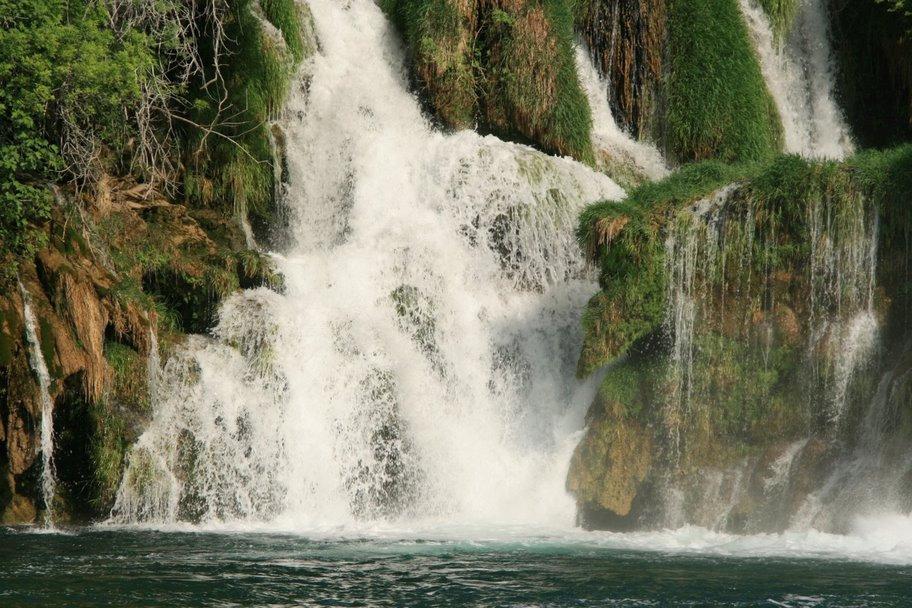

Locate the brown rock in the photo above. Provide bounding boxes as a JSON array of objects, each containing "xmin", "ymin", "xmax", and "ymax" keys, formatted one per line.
[{"xmin": 567, "ymin": 399, "xmax": 653, "ymax": 517}]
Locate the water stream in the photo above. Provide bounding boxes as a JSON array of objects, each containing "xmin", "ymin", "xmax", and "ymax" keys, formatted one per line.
[
  {"xmin": 18, "ymin": 281, "xmax": 57, "ymax": 527},
  {"xmin": 739, "ymin": 0, "xmax": 854, "ymax": 159}
]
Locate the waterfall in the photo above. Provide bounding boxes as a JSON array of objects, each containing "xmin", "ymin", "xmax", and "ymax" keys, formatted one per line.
[
  {"xmin": 574, "ymin": 44, "xmax": 669, "ymax": 181},
  {"xmin": 147, "ymin": 327, "xmax": 161, "ymax": 403},
  {"xmin": 649, "ymin": 178, "xmax": 882, "ymax": 530},
  {"xmin": 739, "ymin": 0, "xmax": 854, "ymax": 159},
  {"xmin": 18, "ymin": 282, "xmax": 57, "ymax": 526},
  {"xmin": 112, "ymin": 0, "xmax": 623, "ymax": 528}
]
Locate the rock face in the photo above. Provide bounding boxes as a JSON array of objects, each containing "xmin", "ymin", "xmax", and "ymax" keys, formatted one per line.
[
  {"xmin": 382, "ymin": 0, "xmax": 595, "ymax": 162},
  {"xmin": 0, "ymin": 181, "xmax": 276, "ymax": 523},
  {"xmin": 569, "ymin": 149, "xmax": 912, "ymax": 532}
]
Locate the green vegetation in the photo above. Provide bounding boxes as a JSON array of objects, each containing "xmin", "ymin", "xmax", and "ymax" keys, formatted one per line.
[
  {"xmin": 382, "ymin": 0, "xmax": 594, "ymax": 162},
  {"xmin": 0, "ymin": 0, "xmax": 312, "ymax": 282},
  {"xmin": 576, "ymin": 161, "xmax": 757, "ymax": 374},
  {"xmin": 666, "ymin": 0, "xmax": 782, "ymax": 163},
  {"xmin": 382, "ymin": 0, "xmax": 477, "ymax": 128},
  {"xmin": 0, "ymin": 0, "xmax": 306, "ymax": 522},
  {"xmin": 184, "ymin": 0, "xmax": 314, "ymax": 230},
  {"xmin": 757, "ymin": 0, "xmax": 799, "ymax": 38},
  {"xmin": 0, "ymin": 0, "xmax": 152, "ymax": 277}
]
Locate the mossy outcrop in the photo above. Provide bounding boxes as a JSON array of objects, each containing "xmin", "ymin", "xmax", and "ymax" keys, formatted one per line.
[
  {"xmin": 382, "ymin": 0, "xmax": 595, "ymax": 162},
  {"xmin": 0, "ymin": 180, "xmax": 277, "ymax": 522},
  {"xmin": 0, "ymin": 0, "xmax": 309, "ymax": 524},
  {"xmin": 569, "ymin": 147, "xmax": 912, "ymax": 531}
]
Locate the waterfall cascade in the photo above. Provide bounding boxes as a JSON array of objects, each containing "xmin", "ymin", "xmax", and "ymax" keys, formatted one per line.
[
  {"xmin": 574, "ymin": 45, "xmax": 669, "ymax": 182},
  {"xmin": 18, "ymin": 282, "xmax": 57, "ymax": 527},
  {"xmin": 112, "ymin": 0, "xmax": 624, "ymax": 528},
  {"xmin": 739, "ymin": 0, "xmax": 854, "ymax": 159}
]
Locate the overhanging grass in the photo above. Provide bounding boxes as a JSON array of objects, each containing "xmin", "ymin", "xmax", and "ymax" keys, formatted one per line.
[
  {"xmin": 383, "ymin": 0, "xmax": 594, "ymax": 163},
  {"xmin": 666, "ymin": 0, "xmax": 782, "ymax": 163}
]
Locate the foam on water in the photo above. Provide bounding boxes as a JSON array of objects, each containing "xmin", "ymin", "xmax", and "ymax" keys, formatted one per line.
[{"xmin": 97, "ymin": 512, "xmax": 912, "ymax": 565}]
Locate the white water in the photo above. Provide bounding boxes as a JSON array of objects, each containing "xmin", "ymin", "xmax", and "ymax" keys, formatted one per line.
[
  {"xmin": 102, "ymin": 511, "xmax": 912, "ymax": 566},
  {"xmin": 18, "ymin": 282, "xmax": 57, "ymax": 527},
  {"xmin": 739, "ymin": 0, "xmax": 854, "ymax": 159},
  {"xmin": 113, "ymin": 0, "xmax": 622, "ymax": 528},
  {"xmin": 574, "ymin": 45, "xmax": 669, "ymax": 181}
]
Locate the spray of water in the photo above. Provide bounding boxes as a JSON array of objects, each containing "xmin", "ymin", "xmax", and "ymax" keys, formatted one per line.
[{"xmin": 112, "ymin": 0, "xmax": 623, "ymax": 529}]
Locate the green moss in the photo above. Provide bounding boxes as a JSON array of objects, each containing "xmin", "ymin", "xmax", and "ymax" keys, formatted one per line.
[
  {"xmin": 92, "ymin": 341, "xmax": 150, "ymax": 508},
  {"xmin": 384, "ymin": 0, "xmax": 594, "ymax": 162},
  {"xmin": 576, "ymin": 161, "xmax": 759, "ymax": 375},
  {"xmin": 666, "ymin": 0, "xmax": 782, "ymax": 163},
  {"xmin": 757, "ymin": 0, "xmax": 799, "ymax": 38},
  {"xmin": 382, "ymin": 0, "xmax": 477, "ymax": 128},
  {"xmin": 37, "ymin": 317, "xmax": 59, "ymax": 378}
]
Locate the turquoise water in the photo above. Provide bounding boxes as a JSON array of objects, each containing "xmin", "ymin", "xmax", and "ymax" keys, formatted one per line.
[{"xmin": 2, "ymin": 527, "xmax": 912, "ymax": 606}]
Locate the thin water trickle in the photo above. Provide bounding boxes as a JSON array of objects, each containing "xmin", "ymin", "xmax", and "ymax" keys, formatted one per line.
[{"xmin": 18, "ymin": 281, "xmax": 57, "ymax": 527}]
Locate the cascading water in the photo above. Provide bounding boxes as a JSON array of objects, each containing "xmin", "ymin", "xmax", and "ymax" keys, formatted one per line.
[
  {"xmin": 18, "ymin": 282, "xmax": 57, "ymax": 527},
  {"xmin": 112, "ymin": 0, "xmax": 624, "ymax": 528},
  {"xmin": 739, "ymin": 0, "xmax": 854, "ymax": 159},
  {"xmin": 574, "ymin": 45, "xmax": 668, "ymax": 182}
]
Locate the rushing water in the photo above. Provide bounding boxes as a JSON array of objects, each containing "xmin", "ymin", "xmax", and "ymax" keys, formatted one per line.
[
  {"xmin": 739, "ymin": 0, "xmax": 854, "ymax": 159},
  {"xmin": 113, "ymin": 0, "xmax": 623, "ymax": 527}
]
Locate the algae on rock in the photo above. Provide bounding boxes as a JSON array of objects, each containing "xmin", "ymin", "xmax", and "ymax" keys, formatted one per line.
[{"xmin": 569, "ymin": 148, "xmax": 912, "ymax": 531}]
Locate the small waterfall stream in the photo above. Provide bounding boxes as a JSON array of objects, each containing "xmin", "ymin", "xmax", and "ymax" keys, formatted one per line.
[
  {"xmin": 574, "ymin": 45, "xmax": 669, "ymax": 181},
  {"xmin": 18, "ymin": 282, "xmax": 57, "ymax": 527},
  {"xmin": 739, "ymin": 0, "xmax": 854, "ymax": 159}
]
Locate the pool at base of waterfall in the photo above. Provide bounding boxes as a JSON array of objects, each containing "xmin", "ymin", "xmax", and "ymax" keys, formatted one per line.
[{"xmin": 3, "ymin": 524, "xmax": 912, "ymax": 607}]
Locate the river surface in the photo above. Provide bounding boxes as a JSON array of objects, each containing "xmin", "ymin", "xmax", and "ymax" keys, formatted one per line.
[{"xmin": 3, "ymin": 524, "xmax": 912, "ymax": 607}]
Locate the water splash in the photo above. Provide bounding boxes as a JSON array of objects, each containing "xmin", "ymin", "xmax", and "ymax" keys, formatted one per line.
[
  {"xmin": 18, "ymin": 282, "xmax": 57, "ymax": 527},
  {"xmin": 113, "ymin": 0, "xmax": 623, "ymax": 528},
  {"xmin": 739, "ymin": 0, "xmax": 854, "ymax": 159}
]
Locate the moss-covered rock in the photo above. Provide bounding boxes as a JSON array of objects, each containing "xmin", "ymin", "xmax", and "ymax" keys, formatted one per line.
[
  {"xmin": 570, "ymin": 147, "xmax": 912, "ymax": 530},
  {"xmin": 665, "ymin": 0, "xmax": 782, "ymax": 163},
  {"xmin": 383, "ymin": 0, "xmax": 595, "ymax": 162}
]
